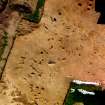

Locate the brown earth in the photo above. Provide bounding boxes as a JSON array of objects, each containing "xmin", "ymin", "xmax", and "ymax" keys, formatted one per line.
[{"xmin": 0, "ymin": 0, "xmax": 105, "ymax": 105}]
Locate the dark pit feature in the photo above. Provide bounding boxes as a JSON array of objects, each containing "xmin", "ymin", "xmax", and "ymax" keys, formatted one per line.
[
  {"xmin": 88, "ymin": 4, "xmax": 92, "ymax": 6},
  {"xmin": 78, "ymin": 3, "xmax": 82, "ymax": 7},
  {"xmin": 58, "ymin": 12, "xmax": 62, "ymax": 15},
  {"xmin": 87, "ymin": 8, "xmax": 90, "ymax": 10}
]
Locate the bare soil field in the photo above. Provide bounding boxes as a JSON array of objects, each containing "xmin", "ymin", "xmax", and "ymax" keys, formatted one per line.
[{"xmin": 0, "ymin": 0, "xmax": 105, "ymax": 105}]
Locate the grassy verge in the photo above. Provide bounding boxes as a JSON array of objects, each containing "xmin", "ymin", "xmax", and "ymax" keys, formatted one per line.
[{"xmin": 0, "ymin": 31, "xmax": 8, "ymax": 61}]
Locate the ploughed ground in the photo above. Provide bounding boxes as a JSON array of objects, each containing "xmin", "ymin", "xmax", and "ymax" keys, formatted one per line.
[{"xmin": 0, "ymin": 0, "xmax": 105, "ymax": 105}]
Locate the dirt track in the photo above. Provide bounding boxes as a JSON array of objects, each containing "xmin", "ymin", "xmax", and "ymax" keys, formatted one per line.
[{"xmin": 0, "ymin": 0, "xmax": 105, "ymax": 105}]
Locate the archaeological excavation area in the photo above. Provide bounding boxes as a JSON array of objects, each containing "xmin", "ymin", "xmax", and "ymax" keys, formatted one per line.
[{"xmin": 0, "ymin": 0, "xmax": 105, "ymax": 105}]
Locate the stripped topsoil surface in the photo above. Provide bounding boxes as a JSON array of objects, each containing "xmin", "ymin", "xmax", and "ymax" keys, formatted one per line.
[{"xmin": 0, "ymin": 0, "xmax": 105, "ymax": 105}]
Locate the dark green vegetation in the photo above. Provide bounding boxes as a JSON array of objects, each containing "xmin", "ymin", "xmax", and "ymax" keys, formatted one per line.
[
  {"xmin": 64, "ymin": 81, "xmax": 105, "ymax": 105},
  {"xmin": 0, "ymin": 31, "xmax": 8, "ymax": 61},
  {"xmin": 24, "ymin": 0, "xmax": 45, "ymax": 23}
]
